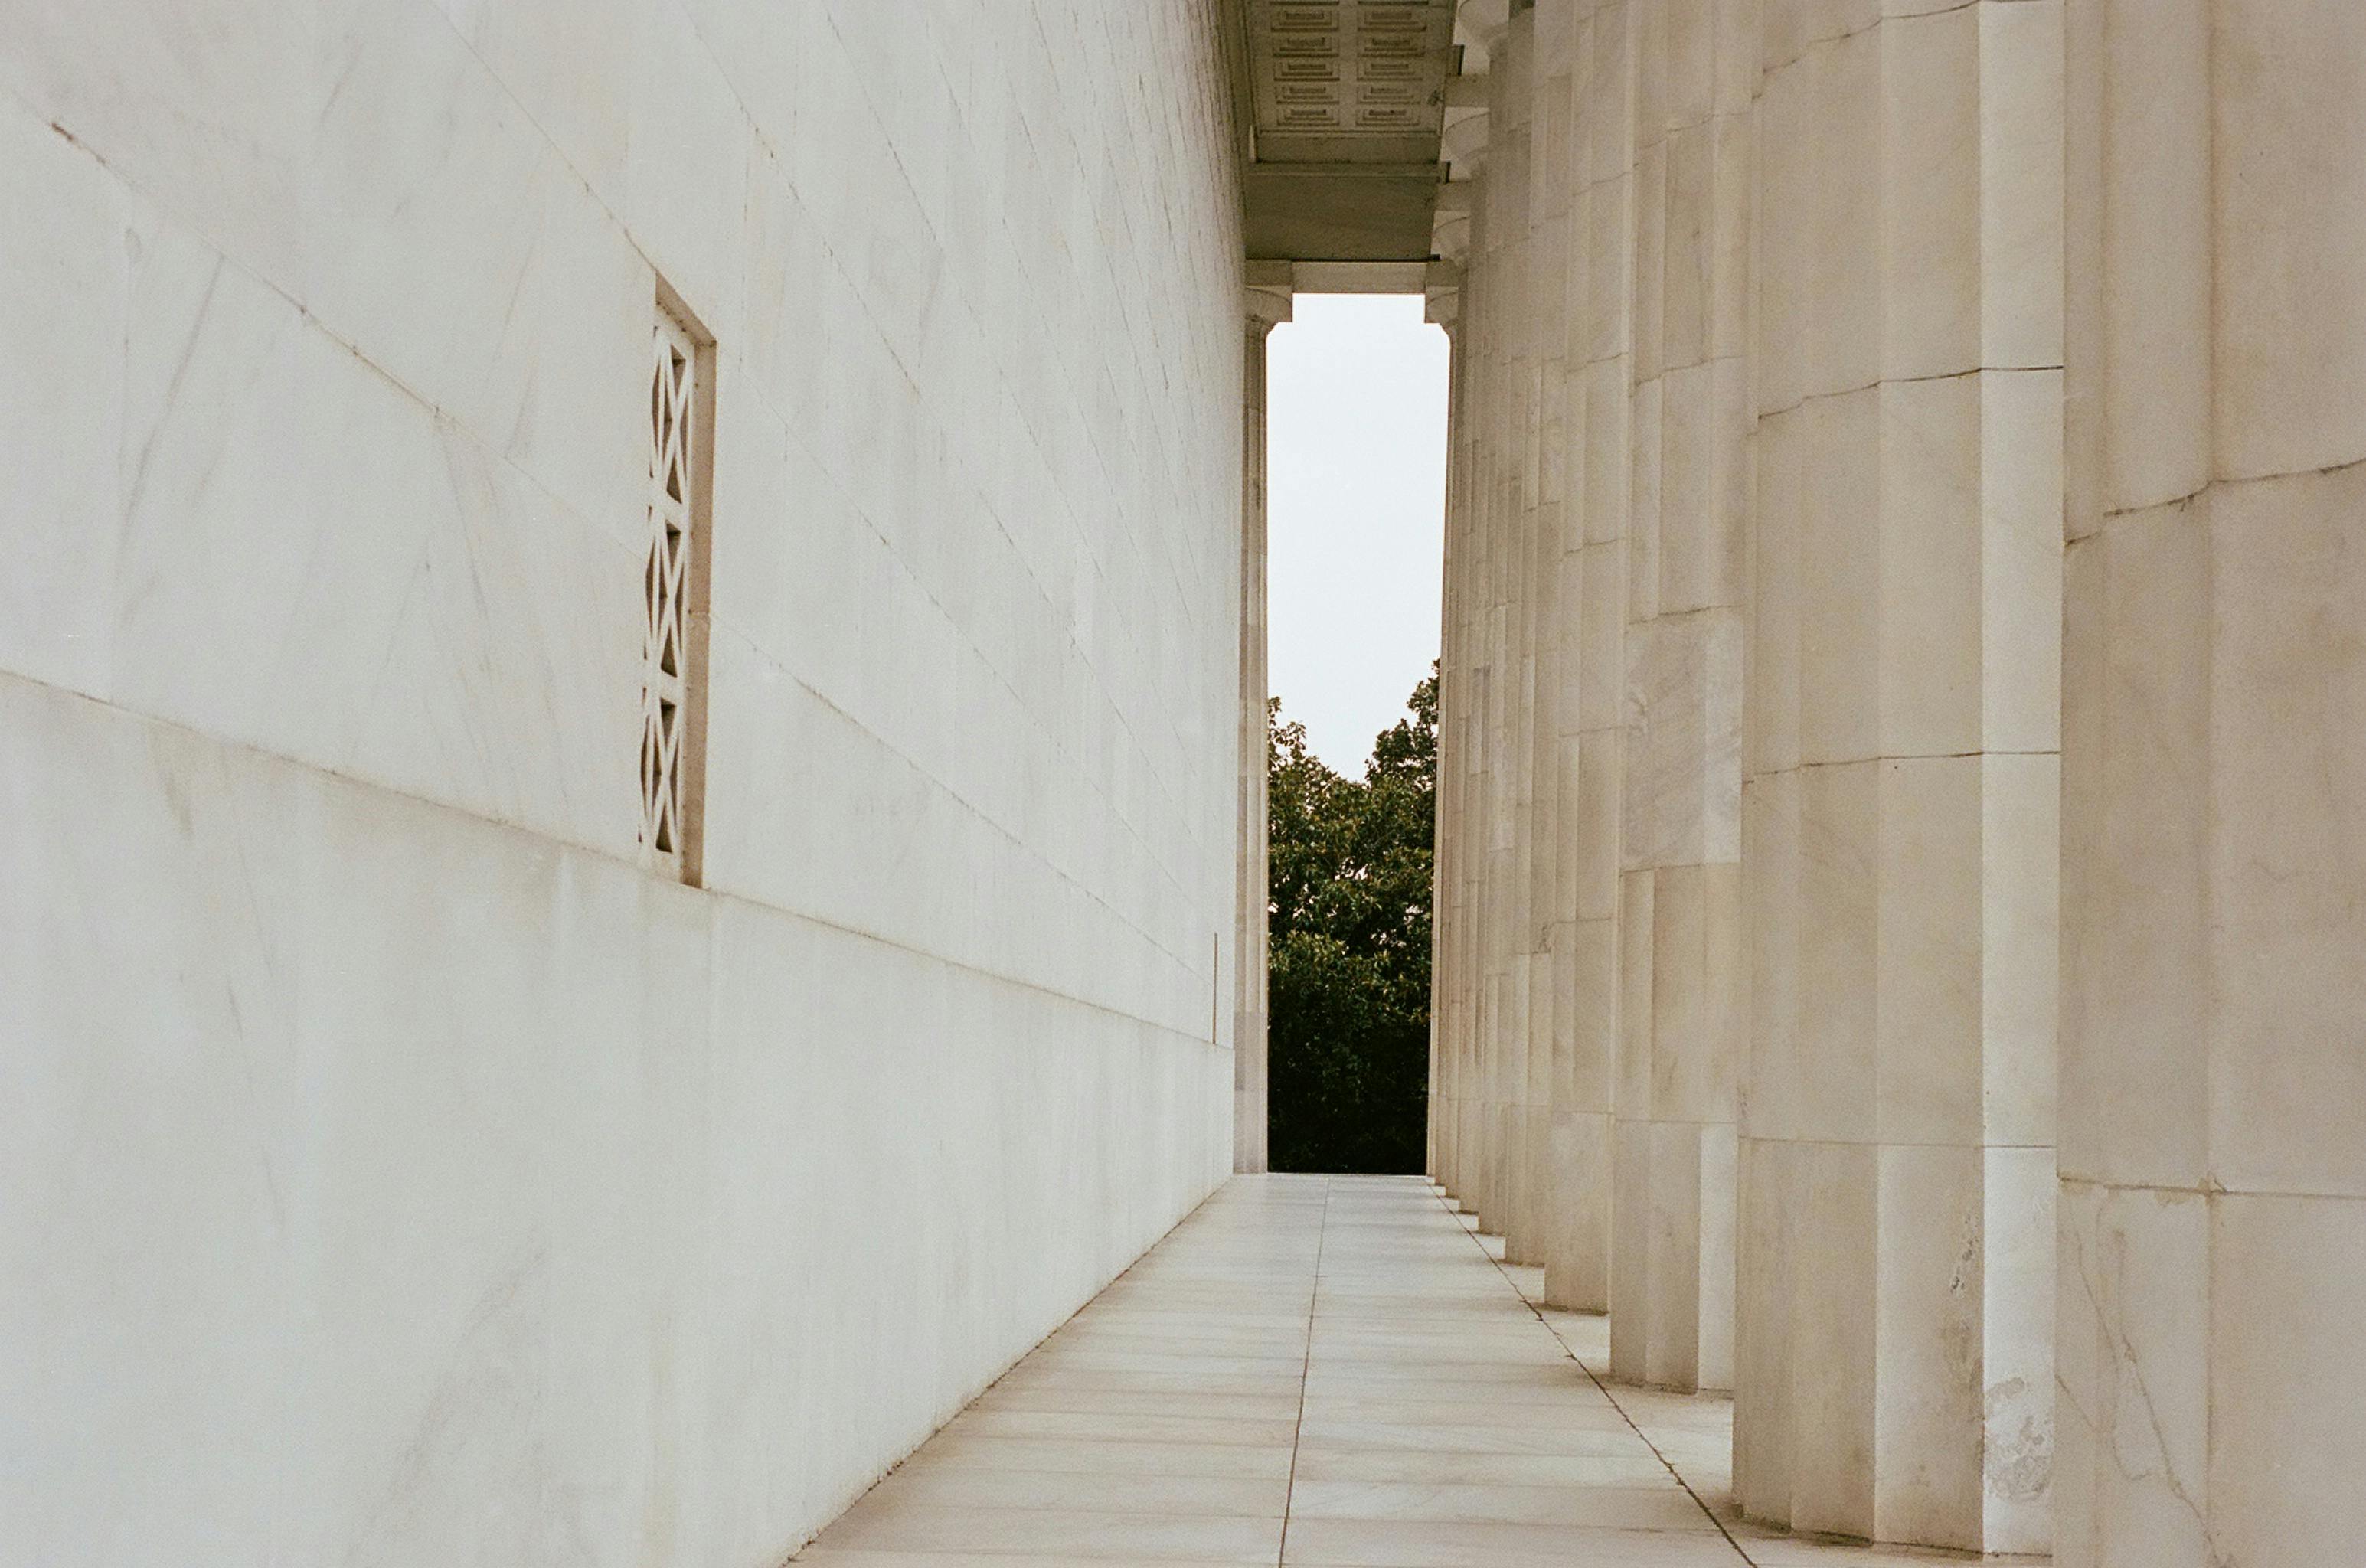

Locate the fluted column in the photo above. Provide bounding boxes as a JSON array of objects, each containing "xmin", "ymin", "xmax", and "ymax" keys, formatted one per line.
[
  {"xmin": 1493, "ymin": 6, "xmax": 1547, "ymax": 1264},
  {"xmin": 1521, "ymin": 0, "xmax": 1590, "ymax": 1305},
  {"xmin": 1541, "ymin": 0, "xmax": 1636, "ymax": 1316},
  {"xmin": 1236, "ymin": 279, "xmax": 1291, "ymax": 1176},
  {"xmin": 2057, "ymin": 5, "xmax": 2366, "ymax": 1564},
  {"xmin": 1463, "ymin": 27, "xmax": 1521, "ymax": 1234},
  {"xmin": 1477, "ymin": 163, "xmax": 1509, "ymax": 1227},
  {"xmin": 1426, "ymin": 282, "xmax": 1463, "ymax": 1187},
  {"xmin": 1737, "ymin": 2, "xmax": 2063, "ymax": 1550},
  {"xmin": 1435, "ymin": 7, "xmax": 1531, "ymax": 1236},
  {"xmin": 1435, "ymin": 162, "xmax": 1495, "ymax": 1213},
  {"xmin": 1605, "ymin": 0, "xmax": 1750, "ymax": 1395}
]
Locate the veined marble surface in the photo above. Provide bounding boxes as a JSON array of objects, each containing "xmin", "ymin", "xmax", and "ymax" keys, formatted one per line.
[{"xmin": 0, "ymin": 0, "xmax": 1247, "ymax": 1561}]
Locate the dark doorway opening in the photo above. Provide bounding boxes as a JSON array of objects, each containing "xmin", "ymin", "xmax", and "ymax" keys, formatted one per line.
[{"xmin": 1260, "ymin": 293, "xmax": 1448, "ymax": 1176}]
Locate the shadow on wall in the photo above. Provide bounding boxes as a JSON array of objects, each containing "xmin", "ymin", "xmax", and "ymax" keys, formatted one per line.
[{"xmin": 1267, "ymin": 671, "xmax": 1436, "ymax": 1173}]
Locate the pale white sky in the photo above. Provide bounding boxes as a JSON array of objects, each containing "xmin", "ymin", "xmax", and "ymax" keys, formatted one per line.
[{"xmin": 1266, "ymin": 294, "xmax": 1450, "ymax": 776}]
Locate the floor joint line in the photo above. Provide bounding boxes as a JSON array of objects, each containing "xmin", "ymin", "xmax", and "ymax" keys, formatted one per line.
[
  {"xmin": 1274, "ymin": 1175, "xmax": 1330, "ymax": 1567},
  {"xmin": 1426, "ymin": 1183, "xmax": 1762, "ymax": 1567}
]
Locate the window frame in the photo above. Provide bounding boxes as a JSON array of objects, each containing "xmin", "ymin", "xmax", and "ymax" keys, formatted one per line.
[{"xmin": 639, "ymin": 283, "xmax": 716, "ymax": 886}]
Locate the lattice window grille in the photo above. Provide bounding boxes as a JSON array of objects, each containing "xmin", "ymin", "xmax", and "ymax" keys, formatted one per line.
[{"xmin": 640, "ymin": 309, "xmax": 699, "ymax": 875}]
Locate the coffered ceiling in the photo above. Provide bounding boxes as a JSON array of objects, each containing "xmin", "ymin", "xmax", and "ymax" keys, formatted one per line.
[{"xmin": 1235, "ymin": 0, "xmax": 1460, "ymax": 263}]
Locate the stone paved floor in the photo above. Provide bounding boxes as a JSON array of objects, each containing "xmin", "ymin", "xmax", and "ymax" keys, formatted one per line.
[{"xmin": 795, "ymin": 1174, "xmax": 2042, "ymax": 1566}]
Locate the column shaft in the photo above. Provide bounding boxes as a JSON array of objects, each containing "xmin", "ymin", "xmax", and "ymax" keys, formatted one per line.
[
  {"xmin": 1522, "ymin": 0, "xmax": 1586, "ymax": 1301},
  {"xmin": 1542, "ymin": 0, "xmax": 1636, "ymax": 1316},
  {"xmin": 1605, "ymin": 0, "xmax": 1750, "ymax": 1396},
  {"xmin": 1496, "ymin": 9, "xmax": 1546, "ymax": 1266},
  {"xmin": 1426, "ymin": 294, "xmax": 1462, "ymax": 1187},
  {"xmin": 2057, "ymin": 4, "xmax": 2366, "ymax": 1563},
  {"xmin": 1237, "ymin": 288, "xmax": 1289, "ymax": 1174},
  {"xmin": 1738, "ymin": 5, "xmax": 2065, "ymax": 1550}
]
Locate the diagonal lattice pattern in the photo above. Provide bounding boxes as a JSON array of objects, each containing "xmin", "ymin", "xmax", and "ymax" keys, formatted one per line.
[{"xmin": 639, "ymin": 311, "xmax": 698, "ymax": 874}]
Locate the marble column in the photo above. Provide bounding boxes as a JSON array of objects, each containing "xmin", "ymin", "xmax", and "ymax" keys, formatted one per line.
[
  {"xmin": 1494, "ymin": 5, "xmax": 1549, "ymax": 1266},
  {"xmin": 1468, "ymin": 275, "xmax": 1497, "ymax": 1227},
  {"xmin": 1433, "ymin": 250, "xmax": 1479, "ymax": 1203},
  {"xmin": 2057, "ymin": 5, "xmax": 2366, "ymax": 1564},
  {"xmin": 1236, "ymin": 279, "xmax": 1291, "ymax": 1176},
  {"xmin": 1520, "ymin": 0, "xmax": 1597, "ymax": 1308},
  {"xmin": 1737, "ymin": 3, "xmax": 2064, "ymax": 1551},
  {"xmin": 1482, "ymin": 127, "xmax": 1520, "ymax": 1236},
  {"xmin": 1435, "ymin": 7, "xmax": 1533, "ymax": 1240},
  {"xmin": 1461, "ymin": 30, "xmax": 1519, "ymax": 1235},
  {"xmin": 1606, "ymin": 0, "xmax": 1749, "ymax": 1396},
  {"xmin": 1426, "ymin": 281, "xmax": 1463, "ymax": 1187},
  {"xmin": 1434, "ymin": 159, "xmax": 1495, "ymax": 1216},
  {"xmin": 1541, "ymin": 0, "xmax": 1635, "ymax": 1317}
]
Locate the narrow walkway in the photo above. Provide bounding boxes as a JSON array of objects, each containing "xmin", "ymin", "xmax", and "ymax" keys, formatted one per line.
[{"xmin": 796, "ymin": 1175, "xmax": 2027, "ymax": 1566}]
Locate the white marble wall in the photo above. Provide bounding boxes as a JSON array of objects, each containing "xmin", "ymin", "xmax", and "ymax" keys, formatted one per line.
[
  {"xmin": 0, "ymin": 2, "xmax": 1243, "ymax": 1561},
  {"xmin": 2059, "ymin": 3, "xmax": 2366, "ymax": 1563}
]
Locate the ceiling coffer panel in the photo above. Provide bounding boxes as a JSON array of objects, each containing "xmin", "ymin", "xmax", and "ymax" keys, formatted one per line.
[{"xmin": 1247, "ymin": 0, "xmax": 1457, "ymax": 165}]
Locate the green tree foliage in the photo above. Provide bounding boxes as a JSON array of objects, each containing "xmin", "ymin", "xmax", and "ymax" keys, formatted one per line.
[{"xmin": 1267, "ymin": 671, "xmax": 1436, "ymax": 1173}]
